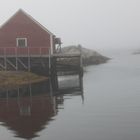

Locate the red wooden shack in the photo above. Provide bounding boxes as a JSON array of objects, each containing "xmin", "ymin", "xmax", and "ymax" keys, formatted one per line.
[
  {"xmin": 0, "ymin": 9, "xmax": 61, "ymax": 56},
  {"xmin": 0, "ymin": 9, "xmax": 82, "ymax": 79}
]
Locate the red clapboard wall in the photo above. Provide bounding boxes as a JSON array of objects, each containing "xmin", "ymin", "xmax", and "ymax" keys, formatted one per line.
[{"xmin": 0, "ymin": 9, "xmax": 57, "ymax": 56}]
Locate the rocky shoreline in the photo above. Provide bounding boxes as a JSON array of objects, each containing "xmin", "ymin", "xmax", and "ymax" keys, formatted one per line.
[{"xmin": 61, "ymin": 45, "xmax": 110, "ymax": 66}]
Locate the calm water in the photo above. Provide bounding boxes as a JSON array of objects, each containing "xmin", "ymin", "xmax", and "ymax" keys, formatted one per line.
[{"xmin": 0, "ymin": 51, "xmax": 140, "ymax": 140}]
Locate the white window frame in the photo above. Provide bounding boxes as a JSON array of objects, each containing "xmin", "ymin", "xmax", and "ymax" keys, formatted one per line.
[{"xmin": 16, "ymin": 38, "xmax": 27, "ymax": 47}]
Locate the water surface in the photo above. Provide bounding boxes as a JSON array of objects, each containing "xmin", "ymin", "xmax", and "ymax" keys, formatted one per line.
[{"xmin": 0, "ymin": 51, "xmax": 140, "ymax": 140}]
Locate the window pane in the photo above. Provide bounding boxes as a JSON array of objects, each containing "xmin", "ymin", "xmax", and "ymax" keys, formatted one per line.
[{"xmin": 17, "ymin": 38, "xmax": 27, "ymax": 47}]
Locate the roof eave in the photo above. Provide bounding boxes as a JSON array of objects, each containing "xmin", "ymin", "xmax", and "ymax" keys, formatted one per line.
[{"xmin": 0, "ymin": 9, "xmax": 55, "ymax": 36}]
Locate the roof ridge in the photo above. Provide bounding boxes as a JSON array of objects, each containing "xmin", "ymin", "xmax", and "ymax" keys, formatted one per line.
[{"xmin": 0, "ymin": 9, "xmax": 54, "ymax": 36}]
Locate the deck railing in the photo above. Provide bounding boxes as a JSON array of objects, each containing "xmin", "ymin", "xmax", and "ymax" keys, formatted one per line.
[{"xmin": 0, "ymin": 47, "xmax": 49, "ymax": 57}]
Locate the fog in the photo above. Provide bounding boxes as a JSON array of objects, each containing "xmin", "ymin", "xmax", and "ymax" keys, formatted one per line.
[{"xmin": 0, "ymin": 0, "xmax": 140, "ymax": 51}]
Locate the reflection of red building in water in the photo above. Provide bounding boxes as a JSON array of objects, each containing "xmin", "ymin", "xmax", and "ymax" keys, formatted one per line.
[{"xmin": 0, "ymin": 94, "xmax": 61, "ymax": 139}]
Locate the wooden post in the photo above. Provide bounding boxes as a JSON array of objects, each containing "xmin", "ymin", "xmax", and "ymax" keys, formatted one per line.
[
  {"xmin": 79, "ymin": 46, "xmax": 83, "ymax": 68},
  {"xmin": 49, "ymin": 50, "xmax": 58, "ymax": 91},
  {"xmin": 50, "ymin": 57, "xmax": 58, "ymax": 91}
]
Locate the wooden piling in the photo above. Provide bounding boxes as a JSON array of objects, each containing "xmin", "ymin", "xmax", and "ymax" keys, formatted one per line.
[{"xmin": 50, "ymin": 57, "xmax": 58, "ymax": 91}]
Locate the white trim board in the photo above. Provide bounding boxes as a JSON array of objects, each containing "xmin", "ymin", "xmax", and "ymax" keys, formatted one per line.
[{"xmin": 16, "ymin": 38, "xmax": 27, "ymax": 47}]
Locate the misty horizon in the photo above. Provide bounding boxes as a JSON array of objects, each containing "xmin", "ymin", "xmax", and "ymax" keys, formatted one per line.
[{"xmin": 0, "ymin": 0, "xmax": 140, "ymax": 50}]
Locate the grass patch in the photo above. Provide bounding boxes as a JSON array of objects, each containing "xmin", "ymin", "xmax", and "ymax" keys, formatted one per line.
[{"xmin": 0, "ymin": 71, "xmax": 48, "ymax": 89}]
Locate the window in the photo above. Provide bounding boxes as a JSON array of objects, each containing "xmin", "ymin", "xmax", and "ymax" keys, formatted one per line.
[{"xmin": 16, "ymin": 38, "xmax": 27, "ymax": 47}]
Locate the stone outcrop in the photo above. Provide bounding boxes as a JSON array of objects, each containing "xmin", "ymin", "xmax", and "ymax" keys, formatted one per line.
[{"xmin": 61, "ymin": 45, "xmax": 110, "ymax": 66}]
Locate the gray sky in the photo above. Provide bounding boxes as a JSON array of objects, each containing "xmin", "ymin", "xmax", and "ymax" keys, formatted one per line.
[{"xmin": 0, "ymin": 0, "xmax": 140, "ymax": 50}]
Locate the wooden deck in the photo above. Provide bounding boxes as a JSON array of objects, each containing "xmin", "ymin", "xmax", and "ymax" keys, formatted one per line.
[
  {"xmin": 0, "ymin": 47, "xmax": 82, "ymax": 71},
  {"xmin": 0, "ymin": 47, "xmax": 80, "ymax": 57},
  {"xmin": 0, "ymin": 47, "xmax": 83, "ymax": 91}
]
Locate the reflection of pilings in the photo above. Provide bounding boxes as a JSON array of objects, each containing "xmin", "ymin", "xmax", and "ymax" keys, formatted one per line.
[
  {"xmin": 13, "ymin": 83, "xmax": 58, "ymax": 117},
  {"xmin": 52, "ymin": 96, "xmax": 57, "ymax": 115},
  {"xmin": 29, "ymin": 83, "xmax": 32, "ymax": 108},
  {"xmin": 6, "ymin": 90, "xmax": 9, "ymax": 107},
  {"xmin": 79, "ymin": 72, "xmax": 84, "ymax": 104},
  {"xmin": 17, "ymin": 85, "xmax": 33, "ymax": 116},
  {"xmin": 48, "ymin": 79, "xmax": 57, "ymax": 115},
  {"xmin": 79, "ymin": 74, "xmax": 83, "ymax": 91},
  {"xmin": 17, "ymin": 87, "xmax": 21, "ymax": 113},
  {"xmin": 78, "ymin": 74, "xmax": 84, "ymax": 104}
]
